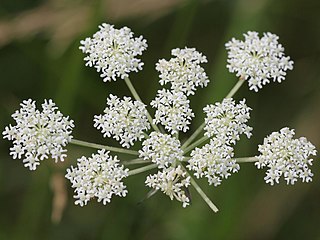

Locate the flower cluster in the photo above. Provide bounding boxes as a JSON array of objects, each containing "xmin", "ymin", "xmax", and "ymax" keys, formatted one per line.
[
  {"xmin": 94, "ymin": 94, "xmax": 150, "ymax": 148},
  {"xmin": 204, "ymin": 98, "xmax": 252, "ymax": 145},
  {"xmin": 151, "ymin": 89, "xmax": 194, "ymax": 134},
  {"xmin": 187, "ymin": 98, "xmax": 252, "ymax": 185},
  {"xmin": 3, "ymin": 22, "xmax": 318, "ymax": 212},
  {"xmin": 65, "ymin": 149, "xmax": 129, "ymax": 206},
  {"xmin": 188, "ymin": 138, "xmax": 237, "ymax": 186},
  {"xmin": 256, "ymin": 127, "xmax": 317, "ymax": 185},
  {"xmin": 80, "ymin": 23, "xmax": 147, "ymax": 82},
  {"xmin": 151, "ymin": 48, "xmax": 208, "ymax": 136},
  {"xmin": 145, "ymin": 165, "xmax": 191, "ymax": 207},
  {"xmin": 139, "ymin": 132, "xmax": 184, "ymax": 168},
  {"xmin": 2, "ymin": 99, "xmax": 74, "ymax": 170},
  {"xmin": 139, "ymin": 132, "xmax": 190, "ymax": 206},
  {"xmin": 156, "ymin": 47, "xmax": 209, "ymax": 96},
  {"xmin": 226, "ymin": 31, "xmax": 294, "ymax": 92}
]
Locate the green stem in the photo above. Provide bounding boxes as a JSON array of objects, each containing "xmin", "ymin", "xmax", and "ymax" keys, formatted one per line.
[
  {"xmin": 181, "ymin": 122, "xmax": 205, "ymax": 149},
  {"xmin": 175, "ymin": 132, "xmax": 179, "ymax": 140},
  {"xmin": 190, "ymin": 177, "xmax": 219, "ymax": 213},
  {"xmin": 124, "ymin": 76, "xmax": 160, "ymax": 132},
  {"xmin": 225, "ymin": 77, "xmax": 245, "ymax": 99},
  {"xmin": 122, "ymin": 158, "xmax": 150, "ymax": 165},
  {"xmin": 180, "ymin": 165, "xmax": 218, "ymax": 213},
  {"xmin": 128, "ymin": 164, "xmax": 158, "ymax": 176},
  {"xmin": 181, "ymin": 157, "xmax": 191, "ymax": 162},
  {"xmin": 235, "ymin": 156, "xmax": 258, "ymax": 163},
  {"xmin": 183, "ymin": 136, "xmax": 209, "ymax": 154},
  {"xmin": 70, "ymin": 139, "xmax": 138, "ymax": 156}
]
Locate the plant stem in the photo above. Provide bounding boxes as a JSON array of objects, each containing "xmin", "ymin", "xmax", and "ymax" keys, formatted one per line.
[
  {"xmin": 225, "ymin": 77, "xmax": 245, "ymax": 99},
  {"xmin": 70, "ymin": 139, "xmax": 138, "ymax": 156},
  {"xmin": 181, "ymin": 157, "xmax": 191, "ymax": 162},
  {"xmin": 128, "ymin": 164, "xmax": 158, "ymax": 176},
  {"xmin": 183, "ymin": 136, "xmax": 209, "ymax": 154},
  {"xmin": 190, "ymin": 177, "xmax": 219, "ymax": 213},
  {"xmin": 235, "ymin": 156, "xmax": 258, "ymax": 163},
  {"xmin": 180, "ymin": 165, "xmax": 218, "ymax": 213},
  {"xmin": 122, "ymin": 158, "xmax": 150, "ymax": 165},
  {"xmin": 175, "ymin": 132, "xmax": 179, "ymax": 140},
  {"xmin": 181, "ymin": 122, "xmax": 205, "ymax": 149},
  {"xmin": 124, "ymin": 76, "xmax": 160, "ymax": 132}
]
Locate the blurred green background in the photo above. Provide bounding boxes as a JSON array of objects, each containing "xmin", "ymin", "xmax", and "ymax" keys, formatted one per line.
[{"xmin": 1, "ymin": 0, "xmax": 320, "ymax": 239}]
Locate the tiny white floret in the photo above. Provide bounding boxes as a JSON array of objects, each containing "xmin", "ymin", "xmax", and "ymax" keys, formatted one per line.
[
  {"xmin": 2, "ymin": 99, "xmax": 74, "ymax": 170},
  {"xmin": 65, "ymin": 149, "xmax": 129, "ymax": 206},
  {"xmin": 94, "ymin": 94, "xmax": 150, "ymax": 148},
  {"xmin": 204, "ymin": 98, "xmax": 252, "ymax": 145},
  {"xmin": 225, "ymin": 31, "xmax": 294, "ymax": 91},
  {"xmin": 80, "ymin": 23, "xmax": 147, "ymax": 82},
  {"xmin": 156, "ymin": 47, "xmax": 209, "ymax": 95},
  {"xmin": 256, "ymin": 127, "xmax": 317, "ymax": 185},
  {"xmin": 139, "ymin": 132, "xmax": 184, "ymax": 168},
  {"xmin": 145, "ymin": 166, "xmax": 191, "ymax": 207}
]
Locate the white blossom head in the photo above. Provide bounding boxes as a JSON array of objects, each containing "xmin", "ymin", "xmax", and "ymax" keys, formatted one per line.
[
  {"xmin": 204, "ymin": 98, "xmax": 252, "ymax": 145},
  {"xmin": 156, "ymin": 47, "xmax": 209, "ymax": 95},
  {"xmin": 225, "ymin": 31, "xmax": 294, "ymax": 92},
  {"xmin": 139, "ymin": 132, "xmax": 184, "ymax": 168},
  {"xmin": 94, "ymin": 94, "xmax": 150, "ymax": 148},
  {"xmin": 151, "ymin": 89, "xmax": 194, "ymax": 134},
  {"xmin": 188, "ymin": 138, "xmax": 237, "ymax": 186},
  {"xmin": 65, "ymin": 149, "xmax": 129, "ymax": 206},
  {"xmin": 80, "ymin": 23, "xmax": 147, "ymax": 82},
  {"xmin": 145, "ymin": 166, "xmax": 191, "ymax": 207},
  {"xmin": 256, "ymin": 127, "xmax": 317, "ymax": 185},
  {"xmin": 3, "ymin": 99, "xmax": 74, "ymax": 170}
]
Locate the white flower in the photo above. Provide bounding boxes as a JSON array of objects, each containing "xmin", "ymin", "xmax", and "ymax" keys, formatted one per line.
[
  {"xmin": 156, "ymin": 47, "xmax": 209, "ymax": 95},
  {"xmin": 65, "ymin": 149, "xmax": 129, "ymax": 206},
  {"xmin": 151, "ymin": 89, "xmax": 194, "ymax": 134},
  {"xmin": 80, "ymin": 23, "xmax": 147, "ymax": 82},
  {"xmin": 94, "ymin": 94, "xmax": 150, "ymax": 148},
  {"xmin": 145, "ymin": 166, "xmax": 191, "ymax": 207},
  {"xmin": 226, "ymin": 31, "xmax": 294, "ymax": 92},
  {"xmin": 256, "ymin": 127, "xmax": 317, "ymax": 185},
  {"xmin": 2, "ymin": 99, "xmax": 74, "ymax": 170},
  {"xmin": 187, "ymin": 138, "xmax": 237, "ymax": 186},
  {"xmin": 204, "ymin": 98, "xmax": 252, "ymax": 145},
  {"xmin": 139, "ymin": 132, "xmax": 184, "ymax": 168}
]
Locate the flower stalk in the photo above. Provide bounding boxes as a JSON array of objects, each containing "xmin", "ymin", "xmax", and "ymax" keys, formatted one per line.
[
  {"xmin": 128, "ymin": 164, "xmax": 158, "ymax": 176},
  {"xmin": 182, "ymin": 136, "xmax": 209, "ymax": 154},
  {"xmin": 124, "ymin": 76, "xmax": 160, "ymax": 132},
  {"xmin": 225, "ymin": 77, "xmax": 245, "ymax": 99},
  {"xmin": 235, "ymin": 156, "xmax": 258, "ymax": 163},
  {"xmin": 185, "ymin": 167, "xmax": 218, "ymax": 213},
  {"xmin": 70, "ymin": 139, "xmax": 139, "ymax": 156}
]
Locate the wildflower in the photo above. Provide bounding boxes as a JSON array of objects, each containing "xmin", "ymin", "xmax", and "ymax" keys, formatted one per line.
[
  {"xmin": 204, "ymin": 98, "xmax": 252, "ymax": 145},
  {"xmin": 145, "ymin": 166, "xmax": 191, "ymax": 207},
  {"xmin": 151, "ymin": 89, "xmax": 194, "ymax": 134},
  {"xmin": 2, "ymin": 99, "xmax": 74, "ymax": 170},
  {"xmin": 156, "ymin": 47, "xmax": 209, "ymax": 95},
  {"xmin": 94, "ymin": 94, "xmax": 150, "ymax": 148},
  {"xmin": 139, "ymin": 132, "xmax": 184, "ymax": 168},
  {"xmin": 65, "ymin": 149, "xmax": 129, "ymax": 206},
  {"xmin": 80, "ymin": 23, "xmax": 147, "ymax": 82},
  {"xmin": 256, "ymin": 127, "xmax": 317, "ymax": 185},
  {"xmin": 225, "ymin": 31, "xmax": 294, "ymax": 92},
  {"xmin": 188, "ymin": 138, "xmax": 237, "ymax": 186}
]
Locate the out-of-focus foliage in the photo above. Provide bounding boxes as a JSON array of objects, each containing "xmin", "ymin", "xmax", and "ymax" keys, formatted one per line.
[{"xmin": 0, "ymin": 0, "xmax": 320, "ymax": 239}]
